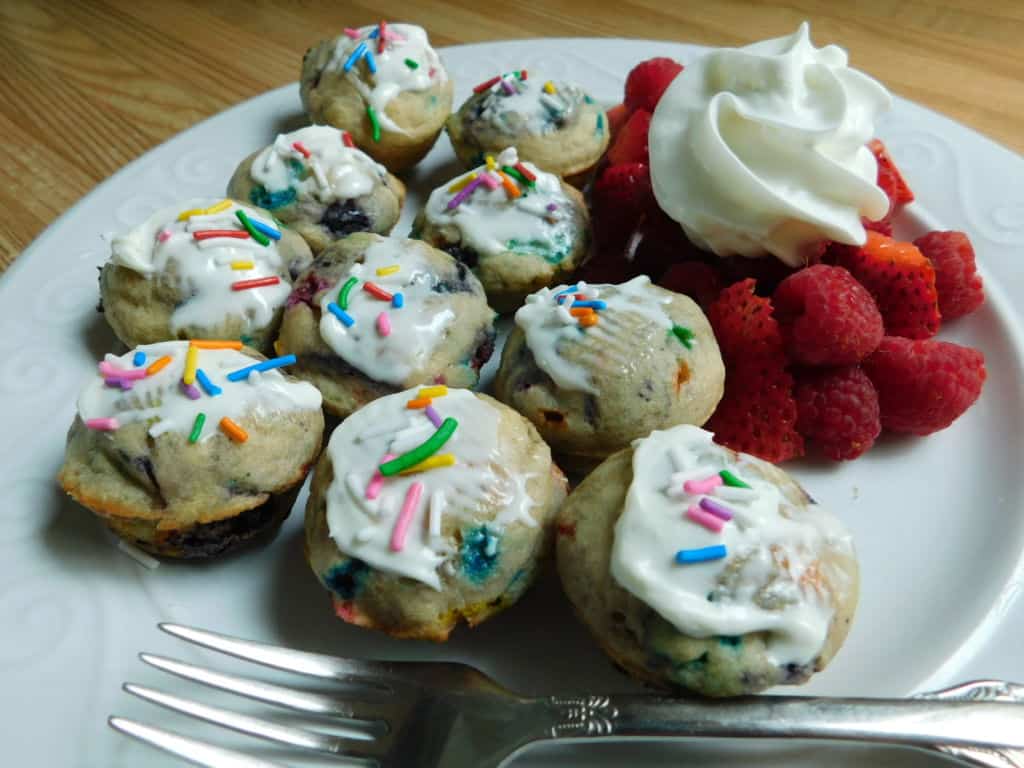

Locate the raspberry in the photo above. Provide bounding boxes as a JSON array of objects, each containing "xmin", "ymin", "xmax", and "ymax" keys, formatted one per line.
[
  {"xmin": 794, "ymin": 366, "xmax": 881, "ymax": 460},
  {"xmin": 832, "ymin": 231, "xmax": 940, "ymax": 339},
  {"xmin": 659, "ymin": 261, "xmax": 723, "ymax": 310},
  {"xmin": 868, "ymin": 138, "xmax": 915, "ymax": 208},
  {"xmin": 624, "ymin": 57, "xmax": 684, "ymax": 113},
  {"xmin": 862, "ymin": 336, "xmax": 986, "ymax": 435},
  {"xmin": 773, "ymin": 265, "xmax": 883, "ymax": 366},
  {"xmin": 913, "ymin": 230, "xmax": 985, "ymax": 320},
  {"xmin": 706, "ymin": 280, "xmax": 803, "ymax": 462},
  {"xmin": 591, "ymin": 162, "xmax": 654, "ymax": 247},
  {"xmin": 606, "ymin": 109, "xmax": 651, "ymax": 166}
]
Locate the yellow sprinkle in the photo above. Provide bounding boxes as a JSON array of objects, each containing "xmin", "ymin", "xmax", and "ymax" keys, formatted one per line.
[
  {"xmin": 398, "ymin": 453, "xmax": 456, "ymax": 475},
  {"xmin": 176, "ymin": 207, "xmax": 204, "ymax": 221},
  {"xmin": 418, "ymin": 385, "xmax": 448, "ymax": 399},
  {"xmin": 376, "ymin": 264, "xmax": 401, "ymax": 276},
  {"xmin": 176, "ymin": 199, "xmax": 234, "ymax": 221},
  {"xmin": 273, "ymin": 340, "xmax": 283, "ymax": 356},
  {"xmin": 206, "ymin": 199, "xmax": 232, "ymax": 214},
  {"xmin": 543, "ymin": 80, "xmax": 557, "ymax": 94},
  {"xmin": 447, "ymin": 172, "xmax": 477, "ymax": 193},
  {"xmin": 485, "ymin": 155, "xmax": 496, "ymax": 170},
  {"xmin": 183, "ymin": 345, "xmax": 199, "ymax": 385},
  {"xmin": 230, "ymin": 260, "xmax": 254, "ymax": 270}
]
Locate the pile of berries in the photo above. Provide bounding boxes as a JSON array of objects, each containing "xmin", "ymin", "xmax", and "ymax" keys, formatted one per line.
[{"xmin": 590, "ymin": 57, "xmax": 988, "ymax": 462}]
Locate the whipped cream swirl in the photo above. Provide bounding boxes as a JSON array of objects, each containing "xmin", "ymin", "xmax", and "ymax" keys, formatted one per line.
[{"xmin": 649, "ymin": 23, "xmax": 892, "ymax": 267}]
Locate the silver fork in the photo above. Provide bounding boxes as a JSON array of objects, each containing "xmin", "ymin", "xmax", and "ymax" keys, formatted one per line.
[{"xmin": 110, "ymin": 623, "xmax": 1024, "ymax": 768}]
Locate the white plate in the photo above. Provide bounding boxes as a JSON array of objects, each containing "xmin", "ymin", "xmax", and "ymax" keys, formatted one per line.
[{"xmin": 3, "ymin": 37, "xmax": 1024, "ymax": 768}]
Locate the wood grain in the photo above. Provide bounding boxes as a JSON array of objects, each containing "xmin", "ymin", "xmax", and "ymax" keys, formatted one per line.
[{"xmin": 1, "ymin": 0, "xmax": 1021, "ymax": 271}]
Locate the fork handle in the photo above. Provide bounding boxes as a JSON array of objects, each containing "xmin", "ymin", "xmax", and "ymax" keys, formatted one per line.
[{"xmin": 540, "ymin": 694, "xmax": 1024, "ymax": 751}]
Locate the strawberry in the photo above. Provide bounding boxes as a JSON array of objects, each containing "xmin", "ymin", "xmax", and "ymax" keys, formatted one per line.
[
  {"xmin": 605, "ymin": 103, "xmax": 630, "ymax": 142},
  {"xmin": 868, "ymin": 138, "xmax": 915, "ymax": 209},
  {"xmin": 707, "ymin": 279, "xmax": 782, "ymax": 361},
  {"xmin": 606, "ymin": 109, "xmax": 651, "ymax": 166},
  {"xmin": 913, "ymin": 230, "xmax": 985, "ymax": 320},
  {"xmin": 832, "ymin": 231, "xmax": 940, "ymax": 339},
  {"xmin": 624, "ymin": 57, "xmax": 684, "ymax": 113}
]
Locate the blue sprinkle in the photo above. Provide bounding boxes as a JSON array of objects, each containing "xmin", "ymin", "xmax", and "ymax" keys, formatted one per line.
[
  {"xmin": 226, "ymin": 354, "xmax": 298, "ymax": 382},
  {"xmin": 584, "ymin": 94, "xmax": 594, "ymax": 104},
  {"xmin": 554, "ymin": 284, "xmax": 579, "ymax": 297},
  {"xmin": 195, "ymin": 368, "xmax": 222, "ymax": 396},
  {"xmin": 364, "ymin": 49, "xmax": 377, "ymax": 74},
  {"xmin": 572, "ymin": 300, "xmax": 606, "ymax": 310},
  {"xmin": 327, "ymin": 302, "xmax": 355, "ymax": 326},
  {"xmin": 675, "ymin": 545, "xmax": 727, "ymax": 565},
  {"xmin": 249, "ymin": 218, "xmax": 282, "ymax": 241},
  {"xmin": 132, "ymin": 351, "xmax": 146, "ymax": 367},
  {"xmin": 391, "ymin": 292, "xmax": 404, "ymax": 309},
  {"xmin": 325, "ymin": 559, "xmax": 370, "ymax": 599},
  {"xmin": 460, "ymin": 526, "xmax": 500, "ymax": 582},
  {"xmin": 343, "ymin": 42, "xmax": 367, "ymax": 73},
  {"xmin": 367, "ymin": 27, "xmax": 379, "ymax": 38},
  {"xmin": 249, "ymin": 185, "xmax": 296, "ymax": 210}
]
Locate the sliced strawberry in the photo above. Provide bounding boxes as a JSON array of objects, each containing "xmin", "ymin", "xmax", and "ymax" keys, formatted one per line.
[
  {"xmin": 868, "ymin": 138, "xmax": 915, "ymax": 208},
  {"xmin": 606, "ymin": 109, "xmax": 651, "ymax": 166},
  {"xmin": 605, "ymin": 103, "xmax": 630, "ymax": 142},
  {"xmin": 624, "ymin": 57, "xmax": 684, "ymax": 113}
]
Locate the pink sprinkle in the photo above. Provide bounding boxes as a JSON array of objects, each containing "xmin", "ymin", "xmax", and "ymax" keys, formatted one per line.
[
  {"xmin": 699, "ymin": 497, "xmax": 734, "ymax": 521},
  {"xmin": 181, "ymin": 381, "xmax": 201, "ymax": 400},
  {"xmin": 390, "ymin": 482, "xmax": 424, "ymax": 552},
  {"xmin": 344, "ymin": 27, "xmax": 361, "ymax": 38},
  {"xmin": 429, "ymin": 67, "xmax": 436, "ymax": 77},
  {"xmin": 99, "ymin": 361, "xmax": 148, "ymax": 380},
  {"xmin": 376, "ymin": 312, "xmax": 391, "ymax": 337},
  {"xmin": 365, "ymin": 453, "xmax": 395, "ymax": 500},
  {"xmin": 157, "ymin": 229, "xmax": 172, "ymax": 243},
  {"xmin": 478, "ymin": 172, "xmax": 500, "ymax": 190},
  {"xmin": 424, "ymin": 405, "xmax": 443, "ymax": 428},
  {"xmin": 86, "ymin": 417, "xmax": 119, "ymax": 431},
  {"xmin": 684, "ymin": 475, "xmax": 723, "ymax": 496},
  {"xmin": 686, "ymin": 505, "xmax": 724, "ymax": 533}
]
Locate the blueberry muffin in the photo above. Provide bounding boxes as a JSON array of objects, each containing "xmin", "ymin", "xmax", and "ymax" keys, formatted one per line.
[
  {"xmin": 411, "ymin": 146, "xmax": 590, "ymax": 312},
  {"xmin": 277, "ymin": 232, "xmax": 496, "ymax": 418},
  {"xmin": 227, "ymin": 125, "xmax": 406, "ymax": 254},
  {"xmin": 300, "ymin": 23, "xmax": 453, "ymax": 172},
  {"xmin": 446, "ymin": 72, "xmax": 608, "ymax": 187},
  {"xmin": 58, "ymin": 341, "xmax": 324, "ymax": 559},
  {"xmin": 100, "ymin": 199, "xmax": 313, "ymax": 354},
  {"xmin": 494, "ymin": 277, "xmax": 725, "ymax": 472},
  {"xmin": 305, "ymin": 387, "xmax": 567, "ymax": 640},
  {"xmin": 557, "ymin": 424, "xmax": 859, "ymax": 696}
]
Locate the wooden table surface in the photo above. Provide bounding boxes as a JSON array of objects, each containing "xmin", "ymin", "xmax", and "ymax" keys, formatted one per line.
[{"xmin": 2, "ymin": 0, "xmax": 1022, "ymax": 272}]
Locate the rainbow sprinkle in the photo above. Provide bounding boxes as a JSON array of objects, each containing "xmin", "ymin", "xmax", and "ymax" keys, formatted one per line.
[
  {"xmin": 367, "ymin": 105, "xmax": 381, "ymax": 142},
  {"xmin": 478, "ymin": 172, "xmax": 499, "ymax": 190},
  {"xmin": 418, "ymin": 385, "xmax": 448, "ymax": 398},
  {"xmin": 573, "ymin": 300, "xmax": 606, "ymax": 310},
  {"xmin": 390, "ymin": 482, "xmax": 424, "ymax": 552},
  {"xmin": 686, "ymin": 505, "xmax": 724, "ymax": 533},
  {"xmin": 230, "ymin": 261, "xmax": 254, "ymax": 270},
  {"xmin": 473, "ymin": 75, "xmax": 501, "ymax": 93},
  {"xmin": 132, "ymin": 351, "xmax": 146, "ymax": 367},
  {"xmin": 365, "ymin": 452, "xmax": 395, "ymax": 499},
  {"xmin": 85, "ymin": 417, "xmax": 119, "ymax": 431},
  {"xmin": 376, "ymin": 264, "xmax": 400, "ymax": 276},
  {"xmin": 194, "ymin": 229, "xmax": 249, "ymax": 241},
  {"xmin": 146, "ymin": 356, "xmax": 172, "ymax": 376},
  {"xmin": 188, "ymin": 413, "xmax": 205, "ymax": 443},
  {"xmin": 338, "ymin": 276, "xmax": 358, "ymax": 309},
  {"xmin": 176, "ymin": 199, "xmax": 231, "ymax": 221},
  {"xmin": 405, "ymin": 58, "xmax": 418, "ymax": 69},
  {"xmin": 377, "ymin": 20, "xmax": 388, "ymax": 53},
  {"xmin": 343, "ymin": 42, "xmax": 367, "ymax": 72},
  {"xmin": 392, "ymin": 292, "xmax": 404, "ymax": 308},
  {"xmin": 398, "ymin": 453, "xmax": 456, "ymax": 475},
  {"xmin": 376, "ymin": 312, "xmax": 391, "ymax": 337},
  {"xmin": 672, "ymin": 325, "xmax": 696, "ymax": 349},
  {"xmin": 543, "ymin": 80, "xmax": 557, "ymax": 94},
  {"xmin": 183, "ymin": 345, "xmax": 199, "ymax": 385},
  {"xmin": 719, "ymin": 469, "xmax": 751, "ymax": 489},
  {"xmin": 379, "ymin": 417, "xmax": 458, "ymax": 476},
  {"xmin": 699, "ymin": 497, "xmax": 734, "ymax": 521},
  {"xmin": 448, "ymin": 172, "xmax": 478, "ymax": 194},
  {"xmin": 343, "ymin": 27, "xmax": 361, "ymax": 39},
  {"xmin": 226, "ymin": 354, "xmax": 297, "ymax": 381},
  {"xmin": 406, "ymin": 397, "xmax": 432, "ymax": 409},
  {"xmin": 235, "ymin": 210, "xmax": 271, "ymax": 246},
  {"xmin": 249, "ymin": 218, "xmax": 281, "ymax": 240},
  {"xmin": 684, "ymin": 475, "xmax": 723, "ymax": 495},
  {"xmin": 514, "ymin": 161, "xmax": 537, "ymax": 183},
  {"xmin": 447, "ymin": 175, "xmax": 484, "ymax": 209},
  {"xmin": 190, "ymin": 340, "xmax": 243, "ymax": 350},
  {"xmin": 292, "ymin": 141, "xmax": 311, "ymax": 158},
  {"xmin": 364, "ymin": 49, "xmax": 378, "ymax": 74},
  {"xmin": 231, "ymin": 276, "xmax": 280, "ymax": 291},
  {"xmin": 342, "ymin": 131, "xmax": 356, "ymax": 148},
  {"xmin": 327, "ymin": 302, "xmax": 355, "ymax": 327},
  {"xmin": 219, "ymin": 417, "xmax": 248, "ymax": 443},
  {"xmin": 195, "ymin": 369, "xmax": 221, "ymax": 396},
  {"xmin": 424, "ymin": 404, "xmax": 443, "ymax": 428},
  {"xmin": 363, "ymin": 281, "xmax": 393, "ymax": 301},
  {"xmin": 181, "ymin": 381, "xmax": 201, "ymax": 400},
  {"xmin": 675, "ymin": 545, "xmax": 727, "ymax": 565},
  {"xmin": 497, "ymin": 170, "xmax": 520, "ymax": 199}
]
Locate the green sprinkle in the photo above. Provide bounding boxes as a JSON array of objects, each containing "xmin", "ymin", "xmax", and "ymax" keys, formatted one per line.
[
  {"xmin": 501, "ymin": 165, "xmax": 533, "ymax": 186},
  {"xmin": 367, "ymin": 105, "xmax": 381, "ymax": 142},
  {"xmin": 596, "ymin": 113, "xmax": 604, "ymax": 135},
  {"xmin": 379, "ymin": 417, "xmax": 458, "ymax": 477},
  {"xmin": 338, "ymin": 276, "xmax": 358, "ymax": 310},
  {"xmin": 671, "ymin": 324, "xmax": 696, "ymax": 349},
  {"xmin": 189, "ymin": 413, "xmax": 206, "ymax": 444},
  {"xmin": 584, "ymin": 94, "xmax": 594, "ymax": 104},
  {"xmin": 404, "ymin": 58, "xmax": 419, "ymax": 69},
  {"xmin": 235, "ymin": 210, "xmax": 270, "ymax": 246},
  {"xmin": 719, "ymin": 469, "xmax": 751, "ymax": 489}
]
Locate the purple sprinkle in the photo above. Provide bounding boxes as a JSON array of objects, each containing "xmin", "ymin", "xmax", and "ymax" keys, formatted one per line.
[
  {"xmin": 446, "ymin": 175, "xmax": 485, "ymax": 210},
  {"xmin": 546, "ymin": 202, "xmax": 558, "ymax": 212},
  {"xmin": 105, "ymin": 377, "xmax": 133, "ymax": 390},
  {"xmin": 499, "ymin": 78, "xmax": 516, "ymax": 95},
  {"xmin": 424, "ymin": 405, "xmax": 443, "ymax": 429},
  {"xmin": 181, "ymin": 381, "xmax": 202, "ymax": 400},
  {"xmin": 699, "ymin": 497, "xmax": 734, "ymax": 521}
]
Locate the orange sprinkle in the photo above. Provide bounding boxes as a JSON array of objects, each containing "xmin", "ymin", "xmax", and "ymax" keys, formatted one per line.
[
  {"xmin": 569, "ymin": 307, "xmax": 595, "ymax": 318},
  {"xmin": 219, "ymin": 417, "xmax": 248, "ymax": 443},
  {"xmin": 497, "ymin": 170, "xmax": 521, "ymax": 199},
  {"xmin": 189, "ymin": 340, "xmax": 244, "ymax": 350},
  {"xmin": 145, "ymin": 355, "xmax": 172, "ymax": 376},
  {"xmin": 578, "ymin": 313, "xmax": 599, "ymax": 327},
  {"xmin": 406, "ymin": 397, "xmax": 432, "ymax": 409}
]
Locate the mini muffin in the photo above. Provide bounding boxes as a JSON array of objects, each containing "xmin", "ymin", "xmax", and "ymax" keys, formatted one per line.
[
  {"xmin": 227, "ymin": 125, "xmax": 406, "ymax": 254},
  {"xmin": 494, "ymin": 277, "xmax": 725, "ymax": 472},
  {"xmin": 278, "ymin": 232, "xmax": 496, "ymax": 418},
  {"xmin": 411, "ymin": 146, "xmax": 590, "ymax": 312},
  {"xmin": 100, "ymin": 199, "xmax": 312, "ymax": 355},
  {"xmin": 305, "ymin": 387, "xmax": 567, "ymax": 640},
  {"xmin": 557, "ymin": 424, "xmax": 859, "ymax": 697},
  {"xmin": 58, "ymin": 341, "xmax": 324, "ymax": 559},
  {"xmin": 300, "ymin": 22, "xmax": 453, "ymax": 172},
  {"xmin": 446, "ymin": 71, "xmax": 608, "ymax": 187}
]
